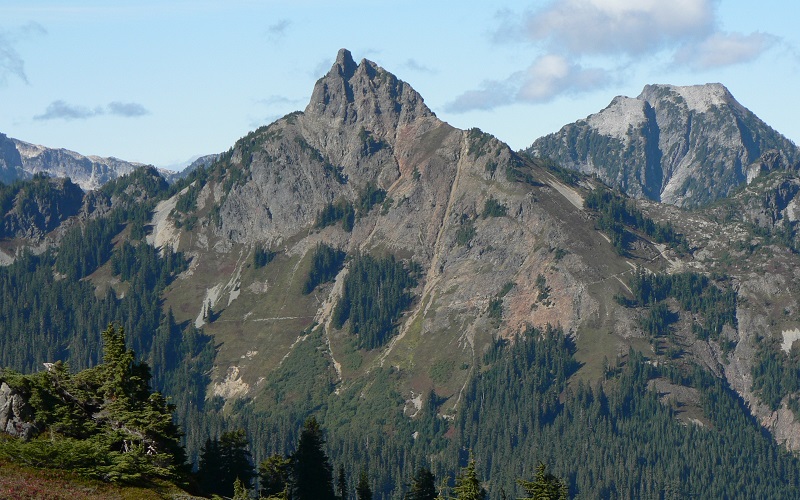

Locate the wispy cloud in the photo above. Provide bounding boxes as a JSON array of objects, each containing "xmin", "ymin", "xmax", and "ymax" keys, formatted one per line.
[
  {"xmin": 266, "ymin": 19, "xmax": 291, "ymax": 42},
  {"xmin": 404, "ymin": 58, "xmax": 436, "ymax": 74},
  {"xmin": 445, "ymin": 81, "xmax": 515, "ymax": 113},
  {"xmin": 34, "ymin": 100, "xmax": 149, "ymax": 121},
  {"xmin": 107, "ymin": 101, "xmax": 149, "ymax": 117},
  {"xmin": 311, "ymin": 57, "xmax": 333, "ymax": 79},
  {"xmin": 0, "ymin": 22, "xmax": 47, "ymax": 85},
  {"xmin": 447, "ymin": 55, "xmax": 612, "ymax": 112},
  {"xmin": 450, "ymin": 0, "xmax": 778, "ymax": 112},
  {"xmin": 256, "ymin": 94, "xmax": 303, "ymax": 107},
  {"xmin": 673, "ymin": 32, "xmax": 779, "ymax": 70}
]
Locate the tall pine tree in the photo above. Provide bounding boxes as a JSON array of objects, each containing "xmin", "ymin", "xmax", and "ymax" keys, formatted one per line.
[
  {"xmin": 408, "ymin": 467, "xmax": 438, "ymax": 500},
  {"xmin": 356, "ymin": 469, "xmax": 372, "ymax": 500},
  {"xmin": 453, "ymin": 458, "xmax": 486, "ymax": 500},
  {"xmin": 292, "ymin": 417, "xmax": 335, "ymax": 500}
]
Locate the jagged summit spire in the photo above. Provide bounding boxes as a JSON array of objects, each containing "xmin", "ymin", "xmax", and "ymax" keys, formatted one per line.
[
  {"xmin": 332, "ymin": 48, "xmax": 358, "ymax": 81},
  {"xmin": 304, "ymin": 49, "xmax": 434, "ymax": 138}
]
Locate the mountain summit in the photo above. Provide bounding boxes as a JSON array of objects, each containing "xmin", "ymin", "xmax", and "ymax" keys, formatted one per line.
[{"xmin": 528, "ymin": 83, "xmax": 800, "ymax": 207}]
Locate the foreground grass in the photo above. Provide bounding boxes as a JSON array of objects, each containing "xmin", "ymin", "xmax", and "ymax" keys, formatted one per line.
[{"xmin": 0, "ymin": 460, "xmax": 200, "ymax": 500}]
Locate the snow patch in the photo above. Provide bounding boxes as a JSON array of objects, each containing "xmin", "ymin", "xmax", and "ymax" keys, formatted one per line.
[
  {"xmin": 781, "ymin": 328, "xmax": 800, "ymax": 353},
  {"xmin": 586, "ymin": 96, "xmax": 646, "ymax": 141}
]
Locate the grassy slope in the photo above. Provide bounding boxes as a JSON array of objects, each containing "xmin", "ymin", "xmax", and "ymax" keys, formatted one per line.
[{"xmin": 0, "ymin": 460, "xmax": 200, "ymax": 500}]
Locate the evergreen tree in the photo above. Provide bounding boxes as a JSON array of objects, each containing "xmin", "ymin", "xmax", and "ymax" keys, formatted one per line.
[
  {"xmin": 408, "ymin": 467, "xmax": 438, "ymax": 500},
  {"xmin": 233, "ymin": 477, "xmax": 250, "ymax": 500},
  {"xmin": 197, "ymin": 429, "xmax": 255, "ymax": 497},
  {"xmin": 453, "ymin": 458, "xmax": 486, "ymax": 500},
  {"xmin": 292, "ymin": 417, "xmax": 335, "ymax": 500},
  {"xmin": 260, "ymin": 453, "xmax": 291, "ymax": 499},
  {"xmin": 338, "ymin": 464, "xmax": 348, "ymax": 500},
  {"xmin": 198, "ymin": 438, "xmax": 223, "ymax": 493},
  {"xmin": 0, "ymin": 323, "xmax": 186, "ymax": 483},
  {"xmin": 517, "ymin": 462, "xmax": 568, "ymax": 500},
  {"xmin": 356, "ymin": 469, "xmax": 372, "ymax": 500}
]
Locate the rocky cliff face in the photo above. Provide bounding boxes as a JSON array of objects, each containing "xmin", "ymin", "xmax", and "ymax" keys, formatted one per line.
[
  {"xmin": 0, "ymin": 134, "xmax": 24, "ymax": 185},
  {"xmin": 214, "ymin": 49, "xmax": 445, "ymax": 246},
  {"xmin": 1, "ymin": 176, "xmax": 85, "ymax": 240},
  {"xmin": 528, "ymin": 83, "xmax": 800, "ymax": 207}
]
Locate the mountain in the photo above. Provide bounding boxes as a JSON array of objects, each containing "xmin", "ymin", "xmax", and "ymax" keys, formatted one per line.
[
  {"xmin": 0, "ymin": 133, "xmax": 185, "ymax": 191},
  {"xmin": 527, "ymin": 83, "xmax": 800, "ymax": 207},
  {"xmin": 3, "ymin": 50, "xmax": 800, "ymax": 497},
  {"xmin": 148, "ymin": 50, "xmax": 800, "ymax": 476}
]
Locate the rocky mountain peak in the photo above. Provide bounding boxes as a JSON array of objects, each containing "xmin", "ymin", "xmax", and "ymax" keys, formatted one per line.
[
  {"xmin": 333, "ymin": 47, "xmax": 358, "ymax": 80},
  {"xmin": 304, "ymin": 49, "xmax": 434, "ymax": 144},
  {"xmin": 639, "ymin": 83, "xmax": 736, "ymax": 114},
  {"xmin": 529, "ymin": 82, "xmax": 800, "ymax": 207}
]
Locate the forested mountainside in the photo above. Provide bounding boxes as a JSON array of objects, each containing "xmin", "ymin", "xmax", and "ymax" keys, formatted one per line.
[
  {"xmin": 528, "ymin": 83, "xmax": 800, "ymax": 207},
  {"xmin": 2, "ymin": 49, "xmax": 800, "ymax": 498}
]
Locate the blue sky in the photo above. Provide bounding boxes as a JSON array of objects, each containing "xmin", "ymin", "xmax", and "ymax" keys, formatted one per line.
[{"xmin": 1, "ymin": 0, "xmax": 798, "ymax": 170}]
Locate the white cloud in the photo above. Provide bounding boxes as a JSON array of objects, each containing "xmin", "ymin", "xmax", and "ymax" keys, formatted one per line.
[
  {"xmin": 673, "ymin": 32, "xmax": 778, "ymax": 70},
  {"xmin": 446, "ymin": 55, "xmax": 612, "ymax": 111},
  {"xmin": 517, "ymin": 55, "xmax": 611, "ymax": 102},
  {"xmin": 445, "ymin": 83, "xmax": 515, "ymax": 113},
  {"xmin": 458, "ymin": 0, "xmax": 779, "ymax": 111},
  {"xmin": 522, "ymin": 0, "xmax": 715, "ymax": 56}
]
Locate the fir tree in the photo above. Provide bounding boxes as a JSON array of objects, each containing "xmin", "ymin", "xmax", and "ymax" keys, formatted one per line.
[
  {"xmin": 292, "ymin": 417, "xmax": 335, "ymax": 500},
  {"xmin": 338, "ymin": 463, "xmax": 348, "ymax": 500},
  {"xmin": 260, "ymin": 453, "xmax": 291, "ymax": 499},
  {"xmin": 356, "ymin": 469, "xmax": 372, "ymax": 500},
  {"xmin": 408, "ymin": 467, "xmax": 438, "ymax": 500},
  {"xmin": 197, "ymin": 429, "xmax": 255, "ymax": 497},
  {"xmin": 517, "ymin": 462, "xmax": 569, "ymax": 500},
  {"xmin": 453, "ymin": 458, "xmax": 486, "ymax": 500}
]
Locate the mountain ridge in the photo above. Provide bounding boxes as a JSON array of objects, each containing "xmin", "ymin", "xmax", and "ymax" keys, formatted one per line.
[
  {"xmin": 528, "ymin": 82, "xmax": 800, "ymax": 207},
  {"xmin": 0, "ymin": 133, "xmax": 191, "ymax": 190}
]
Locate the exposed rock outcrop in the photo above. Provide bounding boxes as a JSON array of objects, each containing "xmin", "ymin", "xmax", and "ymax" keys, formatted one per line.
[
  {"xmin": 0, "ymin": 382, "xmax": 37, "ymax": 440},
  {"xmin": 528, "ymin": 83, "xmax": 800, "ymax": 207},
  {"xmin": 1, "ymin": 176, "xmax": 84, "ymax": 239}
]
